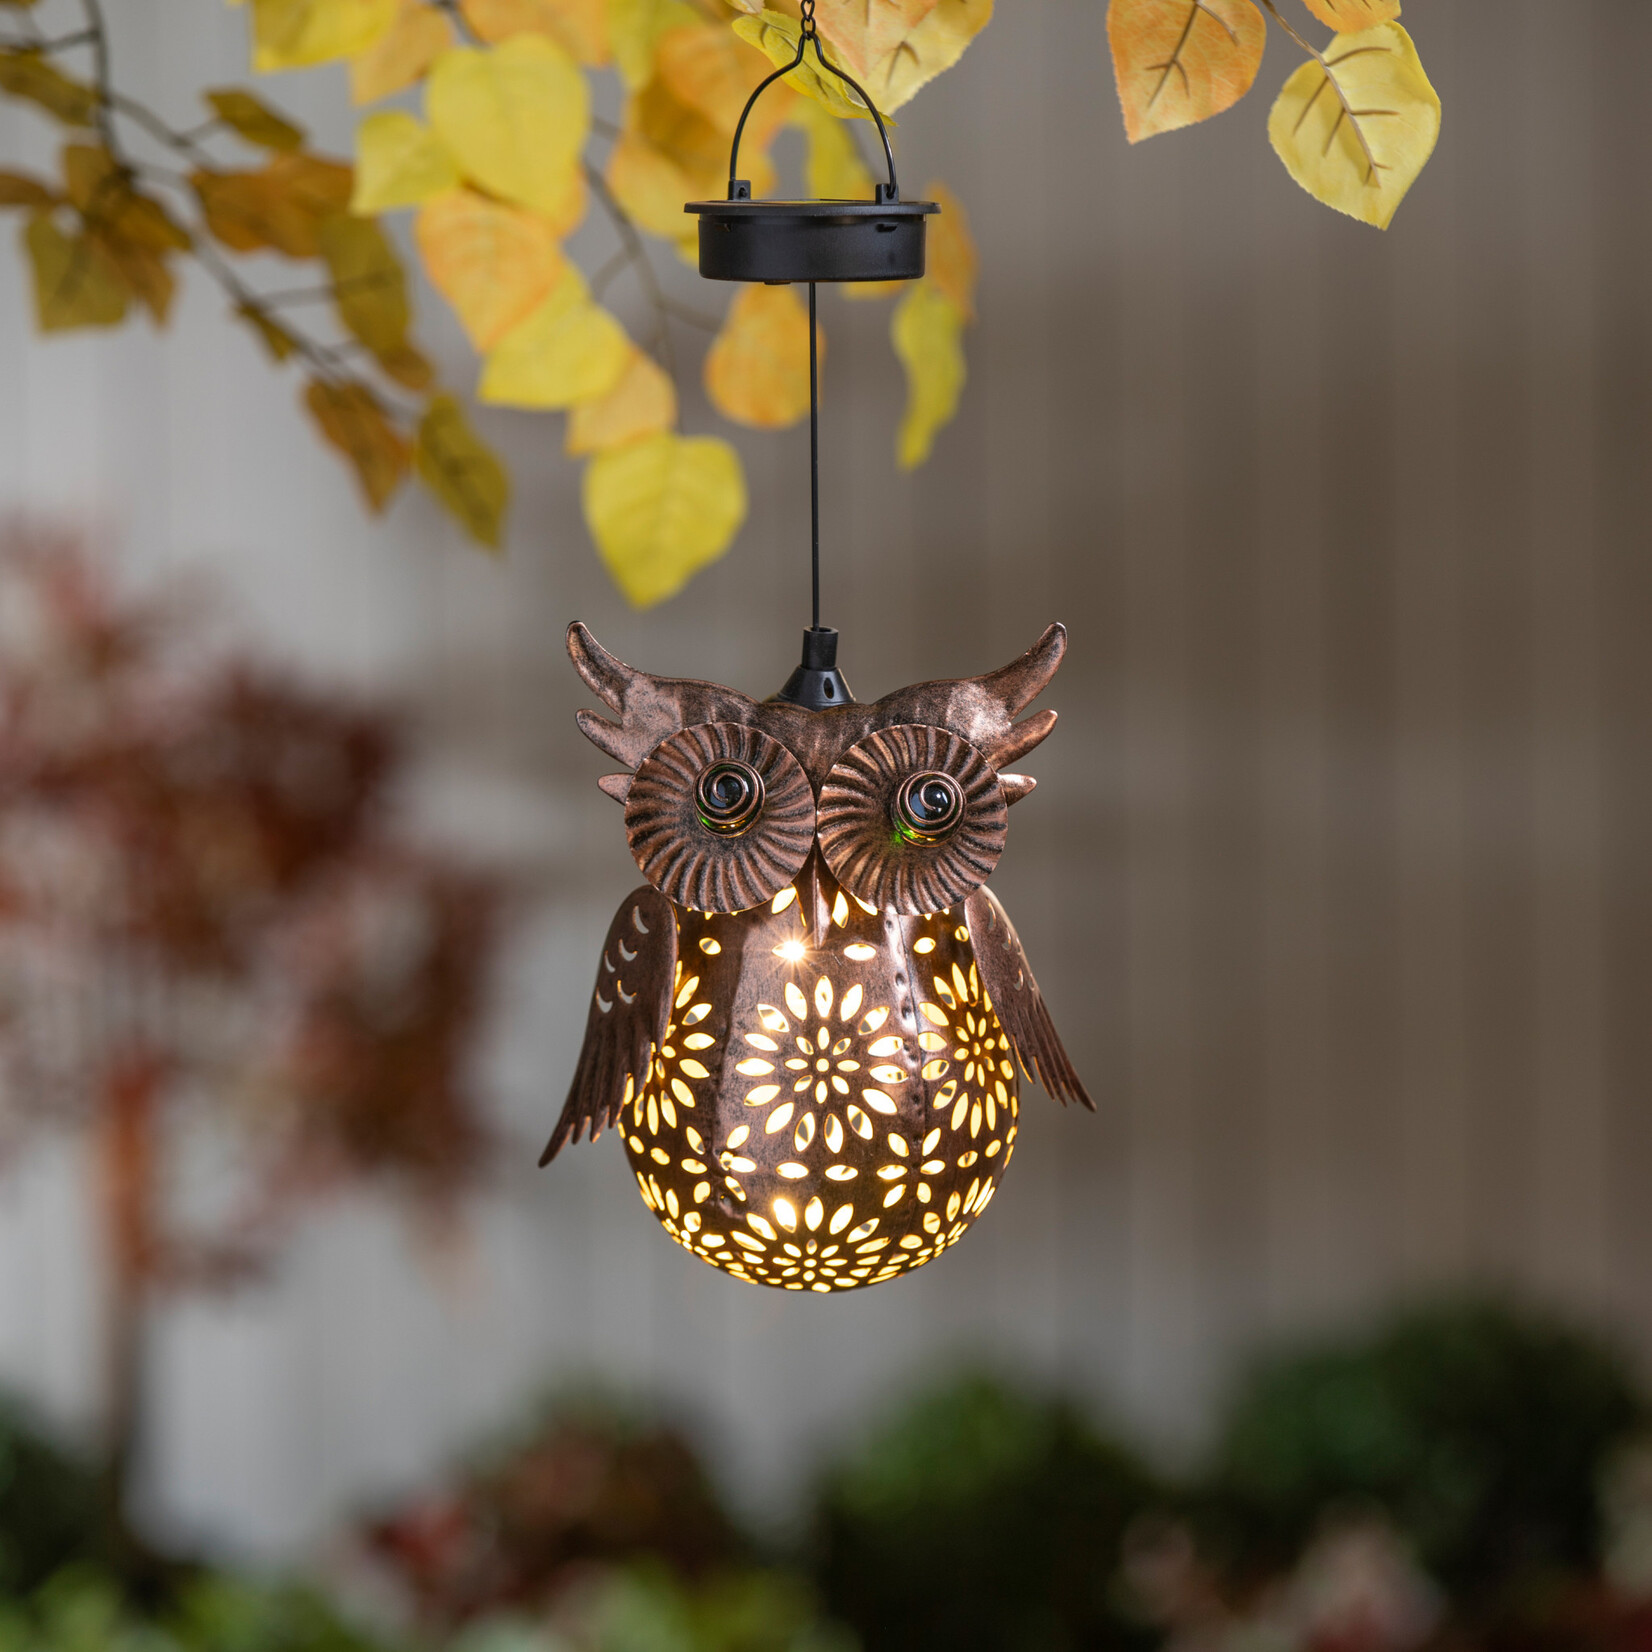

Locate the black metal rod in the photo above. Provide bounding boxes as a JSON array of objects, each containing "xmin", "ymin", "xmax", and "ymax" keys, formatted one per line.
[{"xmin": 809, "ymin": 279, "xmax": 820, "ymax": 631}]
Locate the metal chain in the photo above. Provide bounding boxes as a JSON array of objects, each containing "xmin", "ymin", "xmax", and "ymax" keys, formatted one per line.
[{"xmin": 798, "ymin": 0, "xmax": 817, "ymax": 39}]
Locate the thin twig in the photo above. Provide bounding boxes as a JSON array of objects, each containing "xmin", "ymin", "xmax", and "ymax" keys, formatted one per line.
[
  {"xmin": 44, "ymin": 0, "xmax": 422, "ymax": 411},
  {"xmin": 431, "ymin": 0, "xmax": 483, "ymax": 47},
  {"xmin": 583, "ymin": 159, "xmax": 680, "ymax": 376},
  {"xmin": 0, "ymin": 29, "xmax": 97, "ymax": 53}
]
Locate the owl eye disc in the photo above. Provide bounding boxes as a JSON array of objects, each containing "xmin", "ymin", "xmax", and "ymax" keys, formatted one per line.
[
  {"xmin": 626, "ymin": 723, "xmax": 812, "ymax": 913},
  {"xmin": 818, "ymin": 725, "xmax": 1007, "ymax": 914}
]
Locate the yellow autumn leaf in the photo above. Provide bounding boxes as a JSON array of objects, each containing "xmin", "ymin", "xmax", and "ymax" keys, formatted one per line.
[
  {"xmin": 811, "ymin": 0, "xmax": 937, "ymax": 82},
  {"xmin": 892, "ymin": 280, "xmax": 963, "ymax": 468},
  {"xmin": 605, "ymin": 129, "xmax": 703, "ymax": 250},
  {"xmin": 250, "ymin": 0, "xmax": 397, "ymax": 70},
  {"xmin": 814, "ymin": 0, "xmax": 992, "ymax": 113},
  {"xmin": 352, "ymin": 110, "xmax": 458, "ymax": 210},
  {"xmin": 566, "ymin": 348, "xmax": 677, "ymax": 454},
  {"xmin": 608, "ymin": 0, "xmax": 700, "ymax": 89},
  {"xmin": 462, "ymin": 0, "xmax": 609, "ymax": 65},
  {"xmin": 479, "ymin": 264, "xmax": 631, "ymax": 408},
  {"xmin": 303, "ymin": 378, "xmax": 410, "ymax": 509},
  {"xmin": 791, "ymin": 98, "xmax": 873, "ymax": 201},
  {"xmin": 426, "ymin": 37, "xmax": 588, "ymax": 214},
  {"xmin": 923, "ymin": 178, "xmax": 975, "ymax": 318},
  {"xmin": 1299, "ymin": 0, "xmax": 1400, "ymax": 30},
  {"xmin": 583, "ymin": 433, "xmax": 746, "ymax": 607},
  {"xmin": 1267, "ymin": 21, "xmax": 1439, "ymax": 229},
  {"xmin": 319, "ymin": 214, "xmax": 410, "ymax": 352},
  {"xmin": 0, "ymin": 172, "xmax": 57, "ymax": 210},
  {"xmin": 376, "ymin": 339, "xmax": 435, "ymax": 389},
  {"xmin": 237, "ymin": 302, "xmax": 300, "ymax": 361},
  {"xmin": 656, "ymin": 20, "xmax": 792, "ymax": 141},
  {"xmin": 192, "ymin": 155, "xmax": 352, "ymax": 258},
  {"xmin": 205, "ymin": 88, "xmax": 306, "ymax": 151},
  {"xmin": 64, "ymin": 146, "xmax": 191, "ymax": 251},
  {"xmin": 415, "ymin": 186, "xmax": 565, "ymax": 349},
  {"xmin": 704, "ymin": 283, "xmax": 818, "ymax": 429},
  {"xmin": 0, "ymin": 51, "xmax": 97, "ymax": 125},
  {"xmin": 416, "ymin": 393, "xmax": 509, "ymax": 549},
  {"xmin": 349, "ymin": 0, "xmax": 452, "ymax": 103},
  {"xmin": 606, "ymin": 80, "xmax": 773, "ymax": 245},
  {"xmin": 732, "ymin": 12, "xmax": 878, "ymax": 120},
  {"xmin": 1106, "ymin": 0, "xmax": 1266, "ymax": 143},
  {"xmin": 24, "ymin": 212, "xmax": 128, "ymax": 330},
  {"xmin": 631, "ymin": 76, "xmax": 731, "ymax": 189}
]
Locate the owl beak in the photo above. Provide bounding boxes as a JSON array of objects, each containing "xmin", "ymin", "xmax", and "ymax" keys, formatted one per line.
[{"xmin": 799, "ymin": 847, "xmax": 837, "ymax": 949}]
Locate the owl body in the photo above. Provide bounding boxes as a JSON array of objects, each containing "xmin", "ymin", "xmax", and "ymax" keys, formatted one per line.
[
  {"xmin": 543, "ymin": 623, "xmax": 1091, "ymax": 1293},
  {"xmin": 615, "ymin": 868, "xmax": 1020, "ymax": 1290}
]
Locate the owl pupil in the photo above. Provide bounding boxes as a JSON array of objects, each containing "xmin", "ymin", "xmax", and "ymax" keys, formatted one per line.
[
  {"xmin": 894, "ymin": 770, "xmax": 965, "ymax": 845},
  {"xmin": 696, "ymin": 760, "xmax": 765, "ymax": 836},
  {"xmin": 916, "ymin": 781, "xmax": 951, "ymax": 819}
]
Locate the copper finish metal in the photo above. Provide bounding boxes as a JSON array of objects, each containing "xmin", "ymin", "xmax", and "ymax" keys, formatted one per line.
[
  {"xmin": 624, "ymin": 722, "xmax": 813, "ymax": 913},
  {"xmin": 816, "ymin": 724, "xmax": 1007, "ymax": 914},
  {"xmin": 546, "ymin": 622, "xmax": 1090, "ymax": 1291}
]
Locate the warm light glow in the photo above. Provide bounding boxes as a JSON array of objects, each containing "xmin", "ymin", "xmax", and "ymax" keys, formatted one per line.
[{"xmin": 620, "ymin": 904, "xmax": 1020, "ymax": 1291}]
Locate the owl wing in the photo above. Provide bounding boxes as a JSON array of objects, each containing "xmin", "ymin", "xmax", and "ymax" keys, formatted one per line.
[
  {"xmin": 965, "ymin": 886, "xmax": 1094, "ymax": 1111},
  {"xmin": 540, "ymin": 887, "xmax": 678, "ymax": 1165}
]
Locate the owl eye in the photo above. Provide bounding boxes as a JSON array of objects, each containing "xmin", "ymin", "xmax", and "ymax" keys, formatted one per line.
[
  {"xmin": 818, "ymin": 725, "xmax": 1008, "ymax": 914},
  {"xmin": 893, "ymin": 771, "xmax": 965, "ymax": 844},
  {"xmin": 626, "ymin": 723, "xmax": 813, "ymax": 913},
  {"xmin": 696, "ymin": 760, "xmax": 765, "ymax": 836}
]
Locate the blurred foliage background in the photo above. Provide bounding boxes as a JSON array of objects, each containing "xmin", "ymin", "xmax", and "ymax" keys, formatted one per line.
[{"xmin": 5, "ymin": 1296, "xmax": 1652, "ymax": 1650}]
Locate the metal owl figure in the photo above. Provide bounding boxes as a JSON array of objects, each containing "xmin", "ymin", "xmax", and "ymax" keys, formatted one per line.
[{"xmin": 541, "ymin": 621, "xmax": 1093, "ymax": 1293}]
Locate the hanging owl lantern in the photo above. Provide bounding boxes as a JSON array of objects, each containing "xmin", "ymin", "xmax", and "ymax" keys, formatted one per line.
[{"xmin": 539, "ymin": 2, "xmax": 1094, "ymax": 1291}]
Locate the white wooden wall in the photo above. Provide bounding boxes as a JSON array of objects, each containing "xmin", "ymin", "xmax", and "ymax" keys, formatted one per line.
[{"xmin": 1, "ymin": 0, "xmax": 1649, "ymax": 1562}]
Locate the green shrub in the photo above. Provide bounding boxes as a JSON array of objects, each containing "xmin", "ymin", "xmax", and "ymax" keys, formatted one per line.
[
  {"xmin": 1200, "ymin": 1297, "xmax": 1648, "ymax": 1605},
  {"xmin": 0, "ymin": 1400, "xmax": 112, "ymax": 1601},
  {"xmin": 0, "ymin": 1567, "xmax": 398, "ymax": 1652},
  {"xmin": 453, "ymin": 1564, "xmax": 856, "ymax": 1652},
  {"xmin": 811, "ymin": 1372, "xmax": 1162, "ymax": 1652}
]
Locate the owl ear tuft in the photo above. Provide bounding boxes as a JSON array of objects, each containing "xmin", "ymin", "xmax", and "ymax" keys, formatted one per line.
[
  {"xmin": 568, "ymin": 622, "xmax": 634, "ymax": 709},
  {"xmin": 983, "ymin": 707, "xmax": 1057, "ymax": 770},
  {"xmin": 567, "ymin": 622, "xmax": 763, "ymax": 771},
  {"xmin": 976, "ymin": 623, "xmax": 1066, "ymax": 720}
]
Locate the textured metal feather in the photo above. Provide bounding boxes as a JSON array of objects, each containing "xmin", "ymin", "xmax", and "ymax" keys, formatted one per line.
[
  {"xmin": 541, "ymin": 886, "xmax": 678, "ymax": 1163},
  {"xmin": 965, "ymin": 885, "xmax": 1093, "ymax": 1110}
]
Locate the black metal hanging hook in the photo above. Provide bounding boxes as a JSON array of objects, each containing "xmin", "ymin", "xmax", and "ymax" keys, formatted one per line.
[
  {"xmin": 725, "ymin": 0, "xmax": 900, "ymax": 203},
  {"xmin": 685, "ymin": 3, "xmax": 935, "ymax": 287}
]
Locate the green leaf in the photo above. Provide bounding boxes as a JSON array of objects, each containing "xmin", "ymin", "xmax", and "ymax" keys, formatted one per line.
[{"xmin": 415, "ymin": 393, "xmax": 509, "ymax": 550}]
